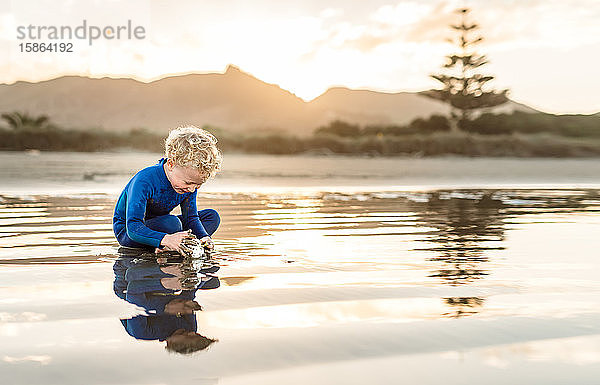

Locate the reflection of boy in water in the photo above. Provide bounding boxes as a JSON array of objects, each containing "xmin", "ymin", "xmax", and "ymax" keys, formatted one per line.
[{"xmin": 113, "ymin": 256, "xmax": 220, "ymax": 354}]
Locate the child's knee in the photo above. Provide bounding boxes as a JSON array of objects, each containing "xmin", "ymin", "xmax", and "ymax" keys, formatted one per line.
[
  {"xmin": 198, "ymin": 209, "xmax": 220, "ymax": 236},
  {"xmin": 203, "ymin": 209, "xmax": 220, "ymax": 226},
  {"xmin": 146, "ymin": 215, "xmax": 182, "ymax": 234},
  {"xmin": 164, "ymin": 215, "xmax": 184, "ymax": 232}
]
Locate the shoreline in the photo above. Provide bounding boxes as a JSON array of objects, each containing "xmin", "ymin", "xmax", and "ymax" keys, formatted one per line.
[{"xmin": 3, "ymin": 151, "xmax": 600, "ymax": 195}]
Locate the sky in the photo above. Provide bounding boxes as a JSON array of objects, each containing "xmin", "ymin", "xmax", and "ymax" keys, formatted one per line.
[{"xmin": 1, "ymin": 0, "xmax": 599, "ymax": 114}]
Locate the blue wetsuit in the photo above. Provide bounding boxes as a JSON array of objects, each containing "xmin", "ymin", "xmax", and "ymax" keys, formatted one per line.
[{"xmin": 113, "ymin": 158, "xmax": 220, "ymax": 249}]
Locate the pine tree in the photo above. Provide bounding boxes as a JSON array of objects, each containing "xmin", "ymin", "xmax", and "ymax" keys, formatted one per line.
[{"xmin": 423, "ymin": 8, "xmax": 509, "ymax": 131}]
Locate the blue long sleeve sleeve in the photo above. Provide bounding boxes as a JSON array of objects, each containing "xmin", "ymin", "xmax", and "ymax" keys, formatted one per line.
[{"xmin": 180, "ymin": 190, "xmax": 209, "ymax": 239}]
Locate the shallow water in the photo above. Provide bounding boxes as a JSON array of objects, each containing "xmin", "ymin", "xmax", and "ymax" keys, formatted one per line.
[{"xmin": 1, "ymin": 152, "xmax": 600, "ymax": 384}]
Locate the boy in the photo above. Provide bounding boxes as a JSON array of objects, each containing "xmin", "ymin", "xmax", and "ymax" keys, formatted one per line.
[{"xmin": 113, "ymin": 125, "xmax": 222, "ymax": 254}]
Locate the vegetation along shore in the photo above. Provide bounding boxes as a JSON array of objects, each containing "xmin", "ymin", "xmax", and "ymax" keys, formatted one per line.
[{"xmin": 1, "ymin": 111, "xmax": 600, "ymax": 157}]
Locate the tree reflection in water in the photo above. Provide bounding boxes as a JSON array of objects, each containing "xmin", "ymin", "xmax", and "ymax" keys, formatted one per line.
[
  {"xmin": 442, "ymin": 297, "xmax": 486, "ymax": 318},
  {"xmin": 412, "ymin": 189, "xmax": 600, "ymax": 317},
  {"xmin": 414, "ymin": 191, "xmax": 506, "ymax": 318}
]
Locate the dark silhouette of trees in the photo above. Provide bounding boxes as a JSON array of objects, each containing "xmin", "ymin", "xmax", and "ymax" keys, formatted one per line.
[
  {"xmin": 407, "ymin": 114, "xmax": 451, "ymax": 134},
  {"xmin": 315, "ymin": 120, "xmax": 361, "ymax": 137},
  {"xmin": 423, "ymin": 8, "xmax": 509, "ymax": 131}
]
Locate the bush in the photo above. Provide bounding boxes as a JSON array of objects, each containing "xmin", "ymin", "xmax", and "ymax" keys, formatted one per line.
[
  {"xmin": 409, "ymin": 114, "xmax": 451, "ymax": 134},
  {"xmin": 242, "ymin": 134, "xmax": 305, "ymax": 154},
  {"xmin": 460, "ymin": 111, "xmax": 600, "ymax": 137},
  {"xmin": 315, "ymin": 120, "xmax": 361, "ymax": 137},
  {"xmin": 323, "ymin": 115, "xmax": 451, "ymax": 137}
]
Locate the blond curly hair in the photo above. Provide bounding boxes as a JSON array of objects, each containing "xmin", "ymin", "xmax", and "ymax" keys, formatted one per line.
[{"xmin": 164, "ymin": 125, "xmax": 223, "ymax": 178}]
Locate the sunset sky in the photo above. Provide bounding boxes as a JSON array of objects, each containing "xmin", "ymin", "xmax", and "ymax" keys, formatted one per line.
[{"xmin": 1, "ymin": 0, "xmax": 599, "ymax": 114}]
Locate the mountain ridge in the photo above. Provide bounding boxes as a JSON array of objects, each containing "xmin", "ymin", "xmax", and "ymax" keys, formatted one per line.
[{"xmin": 0, "ymin": 65, "xmax": 540, "ymax": 135}]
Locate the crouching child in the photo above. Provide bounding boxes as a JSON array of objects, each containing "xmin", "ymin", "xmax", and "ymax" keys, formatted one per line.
[{"xmin": 113, "ymin": 125, "xmax": 222, "ymax": 254}]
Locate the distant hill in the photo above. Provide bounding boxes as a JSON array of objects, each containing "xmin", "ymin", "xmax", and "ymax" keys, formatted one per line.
[
  {"xmin": 310, "ymin": 87, "xmax": 536, "ymax": 127},
  {"xmin": 0, "ymin": 65, "xmax": 538, "ymax": 136}
]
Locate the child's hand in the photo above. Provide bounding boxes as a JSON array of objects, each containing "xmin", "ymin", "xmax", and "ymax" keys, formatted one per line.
[
  {"xmin": 160, "ymin": 231, "xmax": 192, "ymax": 253},
  {"xmin": 199, "ymin": 236, "xmax": 214, "ymax": 250}
]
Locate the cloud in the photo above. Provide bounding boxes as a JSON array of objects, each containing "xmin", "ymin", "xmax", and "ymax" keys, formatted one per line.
[
  {"xmin": 302, "ymin": 2, "xmax": 449, "ymax": 54},
  {"xmin": 319, "ymin": 8, "xmax": 343, "ymax": 19},
  {"xmin": 369, "ymin": 2, "xmax": 433, "ymax": 26},
  {"xmin": 3, "ymin": 355, "xmax": 52, "ymax": 365},
  {"xmin": 304, "ymin": 0, "xmax": 600, "ymax": 55}
]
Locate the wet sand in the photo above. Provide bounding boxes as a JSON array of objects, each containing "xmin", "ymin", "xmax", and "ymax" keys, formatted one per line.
[{"xmin": 1, "ymin": 151, "xmax": 600, "ymax": 384}]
